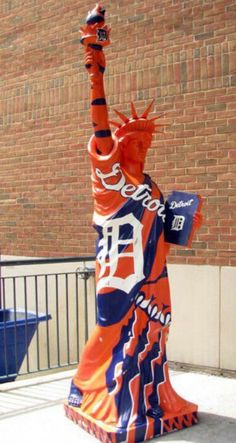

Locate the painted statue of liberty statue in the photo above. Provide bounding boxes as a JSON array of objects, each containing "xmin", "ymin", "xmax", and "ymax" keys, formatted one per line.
[{"xmin": 65, "ymin": 4, "xmax": 202, "ymax": 442}]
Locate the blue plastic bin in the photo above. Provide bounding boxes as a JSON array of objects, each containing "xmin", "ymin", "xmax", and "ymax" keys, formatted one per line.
[{"xmin": 0, "ymin": 308, "xmax": 51, "ymax": 383}]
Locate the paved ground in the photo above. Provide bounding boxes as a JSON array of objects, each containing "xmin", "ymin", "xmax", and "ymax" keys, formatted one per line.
[{"xmin": 0, "ymin": 369, "xmax": 235, "ymax": 443}]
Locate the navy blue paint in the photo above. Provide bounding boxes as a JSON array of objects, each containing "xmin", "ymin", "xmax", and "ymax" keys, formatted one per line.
[
  {"xmin": 91, "ymin": 98, "xmax": 106, "ymax": 105},
  {"xmin": 86, "ymin": 14, "xmax": 104, "ymax": 25},
  {"xmin": 99, "ymin": 64, "xmax": 105, "ymax": 73},
  {"xmin": 88, "ymin": 43, "xmax": 103, "ymax": 51},
  {"xmin": 95, "ymin": 129, "xmax": 112, "ymax": 138}
]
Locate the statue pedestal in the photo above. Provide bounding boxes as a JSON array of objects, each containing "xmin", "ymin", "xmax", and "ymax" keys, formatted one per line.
[{"xmin": 64, "ymin": 401, "xmax": 198, "ymax": 442}]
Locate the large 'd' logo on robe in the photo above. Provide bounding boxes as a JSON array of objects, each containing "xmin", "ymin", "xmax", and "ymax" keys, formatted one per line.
[{"xmin": 97, "ymin": 213, "xmax": 144, "ymax": 294}]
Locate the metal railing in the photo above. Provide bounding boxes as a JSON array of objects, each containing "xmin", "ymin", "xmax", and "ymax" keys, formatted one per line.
[{"xmin": 0, "ymin": 256, "xmax": 96, "ymax": 383}]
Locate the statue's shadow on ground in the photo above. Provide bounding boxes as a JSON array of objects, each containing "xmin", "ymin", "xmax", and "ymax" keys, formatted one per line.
[{"xmin": 153, "ymin": 412, "xmax": 236, "ymax": 443}]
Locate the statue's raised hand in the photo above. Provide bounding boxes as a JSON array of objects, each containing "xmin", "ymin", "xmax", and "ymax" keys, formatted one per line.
[{"xmin": 84, "ymin": 47, "xmax": 106, "ymax": 77}]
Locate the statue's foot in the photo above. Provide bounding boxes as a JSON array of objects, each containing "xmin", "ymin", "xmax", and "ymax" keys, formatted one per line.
[
  {"xmin": 160, "ymin": 382, "xmax": 196, "ymax": 414},
  {"xmin": 68, "ymin": 380, "xmax": 83, "ymax": 408}
]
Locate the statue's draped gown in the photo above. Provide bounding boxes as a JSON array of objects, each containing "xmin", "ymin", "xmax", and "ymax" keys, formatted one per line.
[{"xmin": 73, "ymin": 135, "xmax": 172, "ymax": 441}]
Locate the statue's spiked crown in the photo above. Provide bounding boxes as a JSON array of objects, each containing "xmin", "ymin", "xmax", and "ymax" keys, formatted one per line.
[{"xmin": 110, "ymin": 101, "xmax": 164, "ymax": 138}]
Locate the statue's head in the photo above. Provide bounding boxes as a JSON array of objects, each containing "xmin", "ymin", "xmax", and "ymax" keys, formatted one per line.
[{"xmin": 110, "ymin": 101, "xmax": 163, "ymax": 173}]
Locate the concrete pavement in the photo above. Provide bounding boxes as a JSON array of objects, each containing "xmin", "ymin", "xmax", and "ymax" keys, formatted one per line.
[{"xmin": 0, "ymin": 369, "xmax": 235, "ymax": 443}]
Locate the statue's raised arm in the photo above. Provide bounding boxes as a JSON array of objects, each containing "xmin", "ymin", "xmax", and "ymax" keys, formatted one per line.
[{"xmin": 80, "ymin": 3, "xmax": 113, "ymax": 155}]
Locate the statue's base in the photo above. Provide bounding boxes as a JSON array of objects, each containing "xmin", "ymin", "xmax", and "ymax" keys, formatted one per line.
[{"xmin": 64, "ymin": 401, "xmax": 198, "ymax": 442}]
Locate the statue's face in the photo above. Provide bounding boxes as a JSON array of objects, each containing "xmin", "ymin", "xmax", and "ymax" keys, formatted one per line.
[{"xmin": 120, "ymin": 132, "xmax": 152, "ymax": 169}]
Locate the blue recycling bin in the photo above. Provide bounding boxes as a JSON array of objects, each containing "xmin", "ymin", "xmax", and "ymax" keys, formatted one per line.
[{"xmin": 0, "ymin": 308, "xmax": 51, "ymax": 383}]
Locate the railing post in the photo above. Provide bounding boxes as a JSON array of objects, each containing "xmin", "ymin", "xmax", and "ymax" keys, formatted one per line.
[{"xmin": 76, "ymin": 266, "xmax": 95, "ymax": 343}]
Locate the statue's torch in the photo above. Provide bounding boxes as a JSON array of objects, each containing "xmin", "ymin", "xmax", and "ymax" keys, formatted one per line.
[{"xmin": 80, "ymin": 3, "xmax": 110, "ymax": 49}]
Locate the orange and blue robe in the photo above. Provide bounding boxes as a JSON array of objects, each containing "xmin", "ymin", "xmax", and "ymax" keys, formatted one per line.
[{"xmin": 71, "ymin": 135, "xmax": 174, "ymax": 442}]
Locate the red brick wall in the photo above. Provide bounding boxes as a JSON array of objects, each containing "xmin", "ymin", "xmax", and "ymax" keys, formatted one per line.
[{"xmin": 0, "ymin": 0, "xmax": 235, "ymax": 265}]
